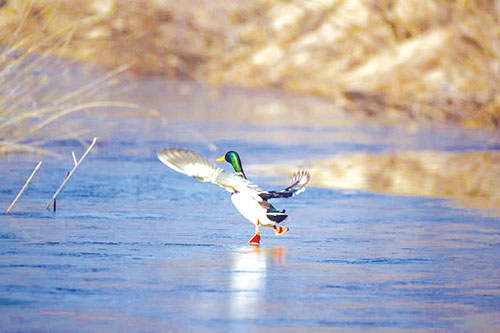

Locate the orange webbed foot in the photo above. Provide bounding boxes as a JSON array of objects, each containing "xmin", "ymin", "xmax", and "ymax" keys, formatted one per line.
[
  {"xmin": 273, "ymin": 226, "xmax": 289, "ymax": 236},
  {"xmin": 248, "ymin": 233, "xmax": 261, "ymax": 244}
]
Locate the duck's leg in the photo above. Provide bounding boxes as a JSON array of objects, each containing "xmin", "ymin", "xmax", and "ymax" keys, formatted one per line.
[
  {"xmin": 273, "ymin": 225, "xmax": 289, "ymax": 236},
  {"xmin": 248, "ymin": 221, "xmax": 261, "ymax": 244}
]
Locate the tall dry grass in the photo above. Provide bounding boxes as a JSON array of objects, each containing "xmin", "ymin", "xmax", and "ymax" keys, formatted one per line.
[{"xmin": 0, "ymin": 1, "xmax": 157, "ymax": 155}]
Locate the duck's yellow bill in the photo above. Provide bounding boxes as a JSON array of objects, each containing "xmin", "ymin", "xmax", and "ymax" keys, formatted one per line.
[{"xmin": 216, "ymin": 156, "xmax": 225, "ymax": 162}]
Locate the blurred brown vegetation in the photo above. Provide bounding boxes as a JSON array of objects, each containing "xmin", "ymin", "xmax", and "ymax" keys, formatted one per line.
[{"xmin": 2, "ymin": 0, "xmax": 500, "ymax": 129}]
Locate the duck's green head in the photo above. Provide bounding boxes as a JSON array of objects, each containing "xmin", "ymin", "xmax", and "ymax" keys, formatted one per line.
[{"xmin": 217, "ymin": 151, "xmax": 246, "ymax": 178}]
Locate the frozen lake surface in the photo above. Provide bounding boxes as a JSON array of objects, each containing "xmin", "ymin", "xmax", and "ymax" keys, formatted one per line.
[
  {"xmin": 2, "ymin": 132, "xmax": 500, "ymax": 332},
  {"xmin": 1, "ymin": 72, "xmax": 500, "ymax": 331}
]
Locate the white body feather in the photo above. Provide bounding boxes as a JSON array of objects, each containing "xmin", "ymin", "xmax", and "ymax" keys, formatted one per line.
[{"xmin": 231, "ymin": 192, "xmax": 276, "ymax": 227}]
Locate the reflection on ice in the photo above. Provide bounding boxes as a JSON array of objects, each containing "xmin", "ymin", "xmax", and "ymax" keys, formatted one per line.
[
  {"xmin": 229, "ymin": 246, "xmax": 286, "ymax": 319},
  {"xmin": 230, "ymin": 246, "xmax": 266, "ymax": 319}
]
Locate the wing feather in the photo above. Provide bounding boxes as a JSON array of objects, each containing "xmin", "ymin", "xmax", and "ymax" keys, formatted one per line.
[
  {"xmin": 260, "ymin": 170, "xmax": 310, "ymax": 199},
  {"xmin": 158, "ymin": 148, "xmax": 264, "ymax": 194}
]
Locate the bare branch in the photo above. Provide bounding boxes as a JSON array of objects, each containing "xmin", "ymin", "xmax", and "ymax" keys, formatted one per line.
[
  {"xmin": 46, "ymin": 137, "xmax": 97, "ymax": 210},
  {"xmin": 7, "ymin": 160, "xmax": 42, "ymax": 213}
]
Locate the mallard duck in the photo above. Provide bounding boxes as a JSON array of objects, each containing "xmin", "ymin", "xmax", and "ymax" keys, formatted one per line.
[{"xmin": 158, "ymin": 148, "xmax": 310, "ymax": 244}]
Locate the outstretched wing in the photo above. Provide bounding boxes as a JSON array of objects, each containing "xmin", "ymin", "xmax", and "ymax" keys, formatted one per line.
[
  {"xmin": 158, "ymin": 148, "xmax": 264, "ymax": 194},
  {"xmin": 260, "ymin": 170, "xmax": 311, "ymax": 199}
]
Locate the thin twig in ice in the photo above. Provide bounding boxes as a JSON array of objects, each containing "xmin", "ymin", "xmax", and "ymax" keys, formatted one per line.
[
  {"xmin": 46, "ymin": 137, "xmax": 97, "ymax": 211},
  {"xmin": 7, "ymin": 160, "xmax": 42, "ymax": 213}
]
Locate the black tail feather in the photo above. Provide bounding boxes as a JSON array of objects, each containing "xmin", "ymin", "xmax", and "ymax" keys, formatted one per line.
[{"xmin": 267, "ymin": 213, "xmax": 288, "ymax": 223}]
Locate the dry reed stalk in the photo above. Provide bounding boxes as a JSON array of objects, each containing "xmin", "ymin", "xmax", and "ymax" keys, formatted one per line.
[
  {"xmin": 0, "ymin": 141, "xmax": 62, "ymax": 157},
  {"xmin": 6, "ymin": 160, "xmax": 42, "ymax": 213},
  {"xmin": 0, "ymin": 6, "xmax": 159, "ymax": 155},
  {"xmin": 46, "ymin": 137, "xmax": 97, "ymax": 211}
]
